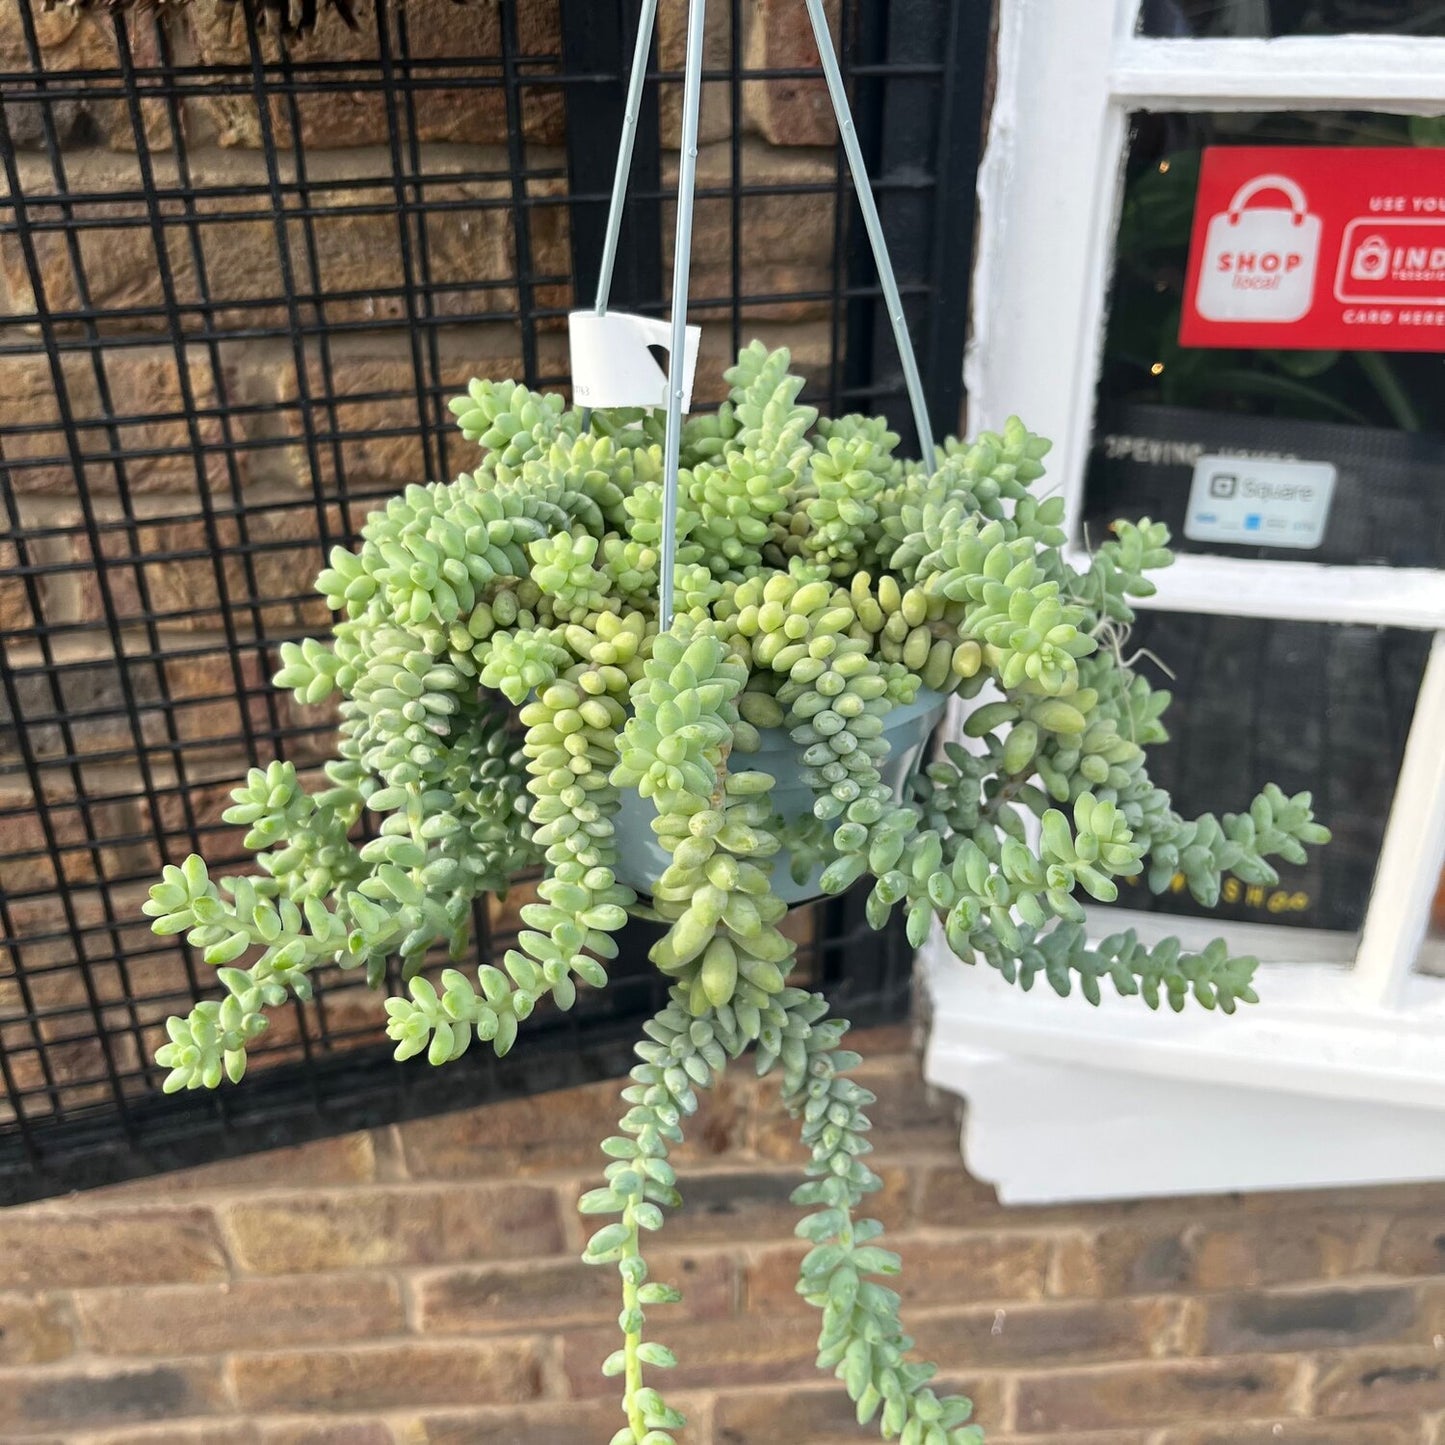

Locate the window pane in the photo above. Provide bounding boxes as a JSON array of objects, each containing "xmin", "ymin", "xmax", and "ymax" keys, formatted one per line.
[
  {"xmin": 1141, "ymin": 0, "xmax": 1445, "ymax": 37},
  {"xmin": 1084, "ymin": 111, "xmax": 1445, "ymax": 568},
  {"xmin": 1421, "ymin": 867, "xmax": 1445, "ymax": 977},
  {"xmin": 1098, "ymin": 613, "xmax": 1430, "ymax": 940}
]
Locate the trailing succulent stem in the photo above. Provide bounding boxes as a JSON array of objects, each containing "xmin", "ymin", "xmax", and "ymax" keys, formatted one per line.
[
  {"xmin": 143, "ymin": 343, "xmax": 1330, "ymax": 1438},
  {"xmin": 780, "ymin": 992, "xmax": 981, "ymax": 1443},
  {"xmin": 583, "ymin": 987, "xmax": 983, "ymax": 1445}
]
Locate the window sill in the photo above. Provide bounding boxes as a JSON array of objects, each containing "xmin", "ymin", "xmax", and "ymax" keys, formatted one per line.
[{"xmin": 921, "ymin": 938, "xmax": 1445, "ymax": 1203}]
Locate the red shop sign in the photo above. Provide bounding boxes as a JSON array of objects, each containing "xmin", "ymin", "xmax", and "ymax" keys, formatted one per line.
[{"xmin": 1180, "ymin": 145, "xmax": 1445, "ymax": 352}]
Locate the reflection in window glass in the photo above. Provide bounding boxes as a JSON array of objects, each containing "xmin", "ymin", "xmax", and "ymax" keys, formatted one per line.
[
  {"xmin": 1426, "ymin": 868, "xmax": 1445, "ymax": 976},
  {"xmin": 1096, "ymin": 614, "xmax": 1429, "ymax": 937},
  {"xmin": 1142, "ymin": 0, "xmax": 1445, "ymax": 37},
  {"xmin": 1083, "ymin": 111, "xmax": 1445, "ymax": 568}
]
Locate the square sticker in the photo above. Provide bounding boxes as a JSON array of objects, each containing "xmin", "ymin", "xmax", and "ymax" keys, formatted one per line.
[{"xmin": 1184, "ymin": 455, "xmax": 1337, "ymax": 550}]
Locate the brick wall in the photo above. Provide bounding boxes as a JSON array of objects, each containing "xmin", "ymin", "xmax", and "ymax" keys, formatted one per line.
[
  {"xmin": 1, "ymin": 1024, "xmax": 1443, "ymax": 1442},
  {"xmin": 0, "ymin": 0, "xmax": 841, "ymax": 1124},
  {"xmin": 6, "ymin": 6, "xmax": 1445, "ymax": 1444}
]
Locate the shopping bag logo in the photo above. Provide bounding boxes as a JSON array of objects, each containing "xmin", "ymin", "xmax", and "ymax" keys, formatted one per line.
[
  {"xmin": 1193, "ymin": 173, "xmax": 1322, "ymax": 324},
  {"xmin": 1349, "ymin": 234, "xmax": 1390, "ymax": 282}
]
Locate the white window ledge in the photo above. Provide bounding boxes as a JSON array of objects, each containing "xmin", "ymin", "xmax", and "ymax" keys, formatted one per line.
[
  {"xmin": 943, "ymin": 0, "xmax": 1445, "ymax": 1205},
  {"xmin": 922, "ymin": 945, "xmax": 1445, "ymax": 1204}
]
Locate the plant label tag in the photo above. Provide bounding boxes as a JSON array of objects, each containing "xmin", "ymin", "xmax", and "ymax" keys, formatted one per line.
[
  {"xmin": 568, "ymin": 311, "xmax": 702, "ymax": 412},
  {"xmin": 1184, "ymin": 454, "xmax": 1337, "ymax": 550}
]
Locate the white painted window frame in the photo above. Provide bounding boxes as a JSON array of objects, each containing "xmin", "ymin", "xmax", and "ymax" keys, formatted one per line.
[{"xmin": 923, "ymin": 0, "xmax": 1445, "ymax": 1202}]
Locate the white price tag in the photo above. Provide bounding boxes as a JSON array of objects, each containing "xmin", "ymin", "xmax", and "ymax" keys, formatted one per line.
[
  {"xmin": 1184, "ymin": 454, "xmax": 1337, "ymax": 550},
  {"xmin": 568, "ymin": 310, "xmax": 702, "ymax": 412}
]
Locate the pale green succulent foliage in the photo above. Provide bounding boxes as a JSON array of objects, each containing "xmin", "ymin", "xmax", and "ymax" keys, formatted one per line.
[{"xmin": 144, "ymin": 343, "xmax": 1329, "ymax": 1444}]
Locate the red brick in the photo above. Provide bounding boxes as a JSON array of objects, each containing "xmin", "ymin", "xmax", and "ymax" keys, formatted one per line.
[
  {"xmin": 746, "ymin": 1231, "xmax": 1052, "ymax": 1314},
  {"xmin": 695, "ymin": 318, "xmax": 834, "ymax": 406},
  {"xmin": 1379, "ymin": 1212, "xmax": 1445, "ymax": 1275},
  {"xmin": 563, "ymin": 1310, "xmax": 820, "ymax": 1396},
  {"xmin": 100, "ymin": 1132, "xmax": 377, "ymax": 1197},
  {"xmin": 161, "ymin": 651, "xmax": 292, "ymax": 752},
  {"xmin": 220, "ymin": 1183, "xmax": 565, "ymax": 1274},
  {"xmin": 0, "ymin": 537, "xmax": 35, "ymax": 632},
  {"xmin": 75, "ymin": 1273, "xmax": 404, "ymax": 1355},
  {"xmin": 0, "ymin": 6, "xmax": 165, "ymax": 153},
  {"xmin": 662, "ymin": 1165, "xmax": 911, "ymax": 1246},
  {"xmin": 401, "ymin": 1056, "xmax": 751, "ymax": 1182},
  {"xmin": 921, "ymin": 1172, "xmax": 1283, "ymax": 1233},
  {"xmin": 415, "ymin": 1248, "xmax": 735, "ymax": 1333},
  {"xmin": 0, "ymin": 347, "xmax": 231, "ymax": 496},
  {"xmin": 5, "ymin": 899, "xmax": 191, "ymax": 1035},
  {"xmin": 1050, "ymin": 1226, "xmax": 1191, "ymax": 1299},
  {"xmin": 1191, "ymin": 1214, "xmax": 1383, "ymax": 1291},
  {"xmin": 0, "ymin": 1359, "xmax": 230, "ymax": 1435},
  {"xmin": 671, "ymin": 1072, "xmax": 755, "ymax": 1164},
  {"xmin": 916, "ymin": 1296, "xmax": 1186, "ymax": 1370},
  {"xmin": 0, "ymin": 0, "xmax": 97, "ymax": 63},
  {"xmin": 2, "ymin": 150, "xmax": 547, "ymax": 337},
  {"xmin": 0, "ymin": 1207, "xmax": 227, "ymax": 1288},
  {"xmin": 1313, "ymin": 1348, "xmax": 1445, "ymax": 1417},
  {"xmin": 0, "ymin": 1017, "xmax": 143, "ymax": 1123},
  {"xmin": 1, "ymin": 890, "xmax": 175, "ymax": 1038},
  {"xmin": 0, "ymin": 1292, "xmax": 75, "ymax": 1365},
  {"xmin": 0, "ymin": 646, "xmax": 280, "ymax": 782},
  {"xmin": 229, "ymin": 1340, "xmax": 544, "ymax": 1411},
  {"xmin": 1238, "ymin": 1180, "xmax": 1445, "ymax": 1217},
  {"xmin": 257, "ymin": 1422, "xmax": 395, "ymax": 1445},
  {"xmin": 0, "ymin": 775, "xmax": 143, "ymax": 896},
  {"xmin": 663, "ymin": 144, "xmax": 838, "ymax": 326},
  {"xmin": 1051, "ymin": 1212, "xmax": 1381, "ymax": 1298},
  {"xmin": 181, "ymin": 0, "xmax": 563, "ymax": 149},
  {"xmin": 1014, "ymin": 1358, "xmax": 1304, "ymax": 1433},
  {"xmin": 138, "ymin": 774, "xmax": 260, "ymax": 873},
  {"xmin": 67, "ymin": 503, "xmax": 337, "ymax": 635},
  {"xmin": 713, "ymin": 1378, "xmax": 1008, "ymax": 1445},
  {"xmin": 657, "ymin": 0, "xmax": 736, "ymax": 145},
  {"xmin": 741, "ymin": 0, "xmax": 839, "ymax": 146},
  {"xmin": 53, "ymin": 1426, "xmax": 259, "ymax": 1445},
  {"xmin": 239, "ymin": 330, "xmax": 531, "ymax": 492},
  {"xmin": 841, "ymin": 1022, "xmax": 918, "ymax": 1056},
  {"xmin": 419, "ymin": 1397, "xmax": 714, "ymax": 1445},
  {"xmin": 916, "ymin": 1160, "xmax": 1019, "ymax": 1229},
  {"xmin": 988, "ymin": 1434, "xmax": 1151, "ymax": 1445},
  {"xmin": 1192, "ymin": 1282, "xmax": 1429, "ymax": 1356},
  {"xmin": 1154, "ymin": 1420, "xmax": 1426, "ymax": 1445},
  {"xmin": 398, "ymin": 1077, "xmax": 656, "ymax": 1179},
  {"xmin": 0, "ymin": 652, "xmax": 223, "ymax": 786}
]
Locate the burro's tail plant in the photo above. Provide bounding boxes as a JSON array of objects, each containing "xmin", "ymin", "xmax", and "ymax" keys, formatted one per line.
[{"xmin": 145, "ymin": 343, "xmax": 1327, "ymax": 1444}]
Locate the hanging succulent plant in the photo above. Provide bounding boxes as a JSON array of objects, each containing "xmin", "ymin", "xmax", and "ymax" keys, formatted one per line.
[{"xmin": 143, "ymin": 342, "xmax": 1328, "ymax": 1444}]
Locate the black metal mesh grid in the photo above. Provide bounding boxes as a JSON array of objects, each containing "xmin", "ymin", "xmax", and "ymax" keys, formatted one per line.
[{"xmin": 0, "ymin": 0, "xmax": 987, "ymax": 1203}]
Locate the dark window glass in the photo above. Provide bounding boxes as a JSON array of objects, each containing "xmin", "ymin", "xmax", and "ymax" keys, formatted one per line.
[
  {"xmin": 1101, "ymin": 614, "xmax": 1430, "ymax": 937},
  {"xmin": 1142, "ymin": 0, "xmax": 1445, "ymax": 37},
  {"xmin": 1084, "ymin": 110, "xmax": 1445, "ymax": 568}
]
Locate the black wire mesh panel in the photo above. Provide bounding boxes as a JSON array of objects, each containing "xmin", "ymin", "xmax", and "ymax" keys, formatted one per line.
[{"xmin": 0, "ymin": 0, "xmax": 985, "ymax": 1203}]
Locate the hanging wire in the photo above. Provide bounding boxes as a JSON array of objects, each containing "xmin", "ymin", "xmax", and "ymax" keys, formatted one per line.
[
  {"xmin": 658, "ymin": 0, "xmax": 709, "ymax": 627},
  {"xmin": 590, "ymin": 0, "xmax": 938, "ymax": 627},
  {"xmin": 594, "ymin": 0, "xmax": 662, "ymax": 314},
  {"xmin": 803, "ymin": 0, "xmax": 935, "ymax": 462}
]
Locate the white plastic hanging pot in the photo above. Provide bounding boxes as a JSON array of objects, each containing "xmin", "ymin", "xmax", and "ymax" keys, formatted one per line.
[{"xmin": 611, "ymin": 686, "xmax": 949, "ymax": 904}]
